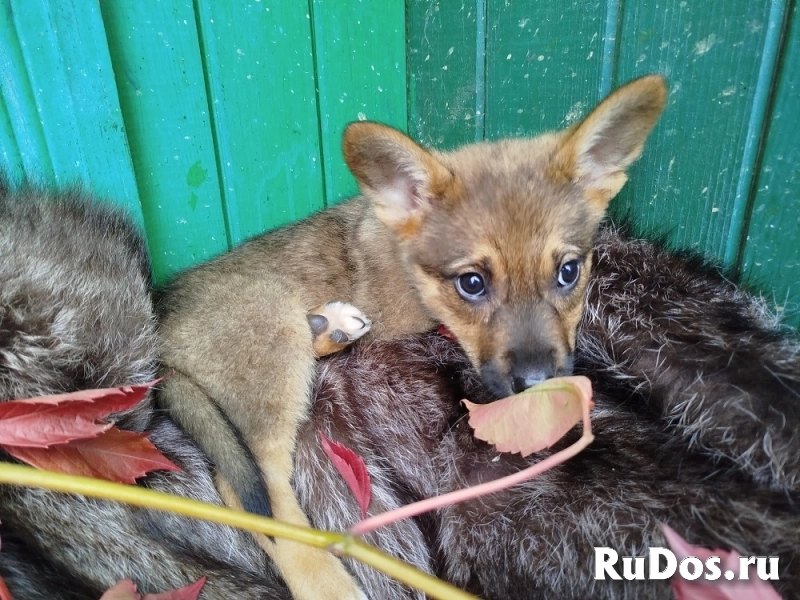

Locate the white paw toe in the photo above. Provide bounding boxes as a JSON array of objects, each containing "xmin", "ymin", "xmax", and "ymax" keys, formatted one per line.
[{"xmin": 324, "ymin": 301, "xmax": 372, "ymax": 340}]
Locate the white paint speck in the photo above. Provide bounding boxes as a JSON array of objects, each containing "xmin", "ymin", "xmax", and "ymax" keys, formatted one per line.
[
  {"xmin": 537, "ymin": 55, "xmax": 544, "ymax": 61},
  {"xmin": 563, "ymin": 101, "xmax": 585, "ymax": 125},
  {"xmin": 447, "ymin": 47, "xmax": 454, "ymax": 56},
  {"xmin": 357, "ymin": 112, "xmax": 367, "ymax": 121},
  {"xmin": 711, "ymin": 207, "xmax": 719, "ymax": 213},
  {"xmin": 694, "ymin": 34, "xmax": 718, "ymax": 56},
  {"xmin": 586, "ymin": 51, "xmax": 594, "ymax": 60},
  {"xmin": 721, "ymin": 85, "xmax": 736, "ymax": 96},
  {"xmin": 507, "ymin": 53, "xmax": 512, "ymax": 60}
]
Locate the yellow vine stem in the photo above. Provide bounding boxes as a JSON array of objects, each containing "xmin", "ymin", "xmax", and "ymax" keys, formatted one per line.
[{"xmin": 0, "ymin": 463, "xmax": 478, "ymax": 600}]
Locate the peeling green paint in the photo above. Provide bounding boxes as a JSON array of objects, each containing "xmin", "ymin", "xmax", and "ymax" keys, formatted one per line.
[{"xmin": 186, "ymin": 160, "xmax": 208, "ymax": 189}]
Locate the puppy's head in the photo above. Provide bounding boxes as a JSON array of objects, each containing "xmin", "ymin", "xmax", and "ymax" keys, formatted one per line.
[{"xmin": 344, "ymin": 75, "xmax": 667, "ymax": 397}]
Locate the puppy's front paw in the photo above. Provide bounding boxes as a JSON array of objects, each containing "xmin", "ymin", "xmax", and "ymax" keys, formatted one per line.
[{"xmin": 308, "ymin": 301, "xmax": 372, "ymax": 357}]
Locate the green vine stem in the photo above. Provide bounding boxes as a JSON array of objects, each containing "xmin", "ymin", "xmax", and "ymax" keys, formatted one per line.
[{"xmin": 0, "ymin": 463, "xmax": 478, "ymax": 600}]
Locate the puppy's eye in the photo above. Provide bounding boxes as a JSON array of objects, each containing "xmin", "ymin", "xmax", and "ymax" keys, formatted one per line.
[
  {"xmin": 456, "ymin": 272, "xmax": 486, "ymax": 300},
  {"xmin": 557, "ymin": 260, "xmax": 580, "ymax": 288}
]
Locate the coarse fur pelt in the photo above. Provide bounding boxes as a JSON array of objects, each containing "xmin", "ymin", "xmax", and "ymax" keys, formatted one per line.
[{"xmin": 0, "ymin": 185, "xmax": 798, "ymax": 599}]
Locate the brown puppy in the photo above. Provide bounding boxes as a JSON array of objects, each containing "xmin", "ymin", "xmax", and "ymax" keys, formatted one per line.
[{"xmin": 156, "ymin": 75, "xmax": 667, "ymax": 599}]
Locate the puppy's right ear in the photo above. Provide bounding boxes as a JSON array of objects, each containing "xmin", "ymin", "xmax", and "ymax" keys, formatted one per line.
[
  {"xmin": 554, "ymin": 74, "xmax": 667, "ymax": 209},
  {"xmin": 343, "ymin": 122, "xmax": 454, "ymax": 236}
]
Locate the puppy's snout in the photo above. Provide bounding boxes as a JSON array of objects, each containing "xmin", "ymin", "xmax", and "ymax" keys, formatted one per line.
[
  {"xmin": 510, "ymin": 365, "xmax": 553, "ymax": 394},
  {"xmin": 509, "ymin": 352, "xmax": 574, "ymax": 394}
]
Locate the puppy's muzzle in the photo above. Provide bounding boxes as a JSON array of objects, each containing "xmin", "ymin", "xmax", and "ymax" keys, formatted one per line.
[{"xmin": 481, "ymin": 352, "xmax": 575, "ymax": 397}]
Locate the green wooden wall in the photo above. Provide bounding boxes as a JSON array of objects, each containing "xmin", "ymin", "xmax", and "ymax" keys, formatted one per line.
[{"xmin": 1, "ymin": 0, "xmax": 798, "ymax": 328}]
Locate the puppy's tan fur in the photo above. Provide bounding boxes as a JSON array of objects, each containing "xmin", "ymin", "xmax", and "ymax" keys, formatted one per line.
[{"xmin": 157, "ymin": 75, "xmax": 667, "ymax": 599}]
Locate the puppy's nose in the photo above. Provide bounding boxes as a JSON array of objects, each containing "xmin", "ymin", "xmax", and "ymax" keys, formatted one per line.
[{"xmin": 510, "ymin": 367, "xmax": 551, "ymax": 394}]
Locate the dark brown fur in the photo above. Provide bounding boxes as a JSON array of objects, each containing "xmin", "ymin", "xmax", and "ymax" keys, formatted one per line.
[
  {"xmin": 1, "ymin": 187, "xmax": 798, "ymax": 599},
  {"xmin": 299, "ymin": 226, "xmax": 800, "ymax": 599}
]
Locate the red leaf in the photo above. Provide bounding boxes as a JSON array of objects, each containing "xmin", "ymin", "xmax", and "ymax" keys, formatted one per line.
[
  {"xmin": 0, "ymin": 574, "xmax": 13, "ymax": 600},
  {"xmin": 463, "ymin": 376, "xmax": 593, "ymax": 457},
  {"xmin": 0, "ymin": 382, "xmax": 157, "ymax": 448},
  {"xmin": 143, "ymin": 577, "xmax": 206, "ymax": 600},
  {"xmin": 5, "ymin": 426, "xmax": 180, "ymax": 484},
  {"xmin": 662, "ymin": 525, "xmax": 782, "ymax": 600},
  {"xmin": 99, "ymin": 579, "xmax": 140, "ymax": 600},
  {"xmin": 100, "ymin": 578, "xmax": 206, "ymax": 600},
  {"xmin": 319, "ymin": 431, "xmax": 371, "ymax": 519}
]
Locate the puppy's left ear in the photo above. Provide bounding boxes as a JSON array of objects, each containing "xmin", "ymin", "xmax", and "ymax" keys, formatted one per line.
[
  {"xmin": 343, "ymin": 122, "xmax": 454, "ymax": 235},
  {"xmin": 556, "ymin": 74, "xmax": 667, "ymax": 208}
]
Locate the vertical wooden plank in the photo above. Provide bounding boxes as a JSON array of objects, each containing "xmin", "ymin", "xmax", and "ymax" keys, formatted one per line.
[
  {"xmin": 100, "ymin": 0, "xmax": 229, "ymax": 282},
  {"xmin": 485, "ymin": 0, "xmax": 609, "ymax": 138},
  {"xmin": 0, "ymin": 92, "xmax": 25, "ymax": 183},
  {"xmin": 194, "ymin": 0, "xmax": 324, "ymax": 244},
  {"xmin": 599, "ymin": 0, "xmax": 622, "ymax": 98},
  {"xmin": 612, "ymin": 0, "xmax": 777, "ymax": 263},
  {"xmin": 406, "ymin": 0, "xmax": 481, "ymax": 149},
  {"xmin": 723, "ymin": 0, "xmax": 789, "ymax": 267},
  {"xmin": 740, "ymin": 3, "xmax": 800, "ymax": 328},
  {"xmin": 0, "ymin": 0, "xmax": 141, "ymax": 221},
  {"xmin": 0, "ymin": 0, "xmax": 53, "ymax": 183},
  {"xmin": 310, "ymin": 0, "xmax": 407, "ymax": 202}
]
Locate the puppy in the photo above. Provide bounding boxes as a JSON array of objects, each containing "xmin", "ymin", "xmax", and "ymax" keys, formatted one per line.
[{"xmin": 156, "ymin": 75, "xmax": 667, "ymax": 598}]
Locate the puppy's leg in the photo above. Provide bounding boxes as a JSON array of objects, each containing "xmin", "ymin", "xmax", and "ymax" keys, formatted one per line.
[
  {"xmin": 308, "ymin": 302, "xmax": 372, "ymax": 357},
  {"xmin": 159, "ymin": 276, "xmax": 366, "ymax": 600},
  {"xmin": 217, "ymin": 471, "xmax": 366, "ymax": 600}
]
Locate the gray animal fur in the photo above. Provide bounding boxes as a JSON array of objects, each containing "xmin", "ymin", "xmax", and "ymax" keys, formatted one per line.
[
  {"xmin": 1, "ymin": 187, "xmax": 798, "ymax": 599},
  {"xmin": 0, "ymin": 186, "xmax": 288, "ymax": 598}
]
